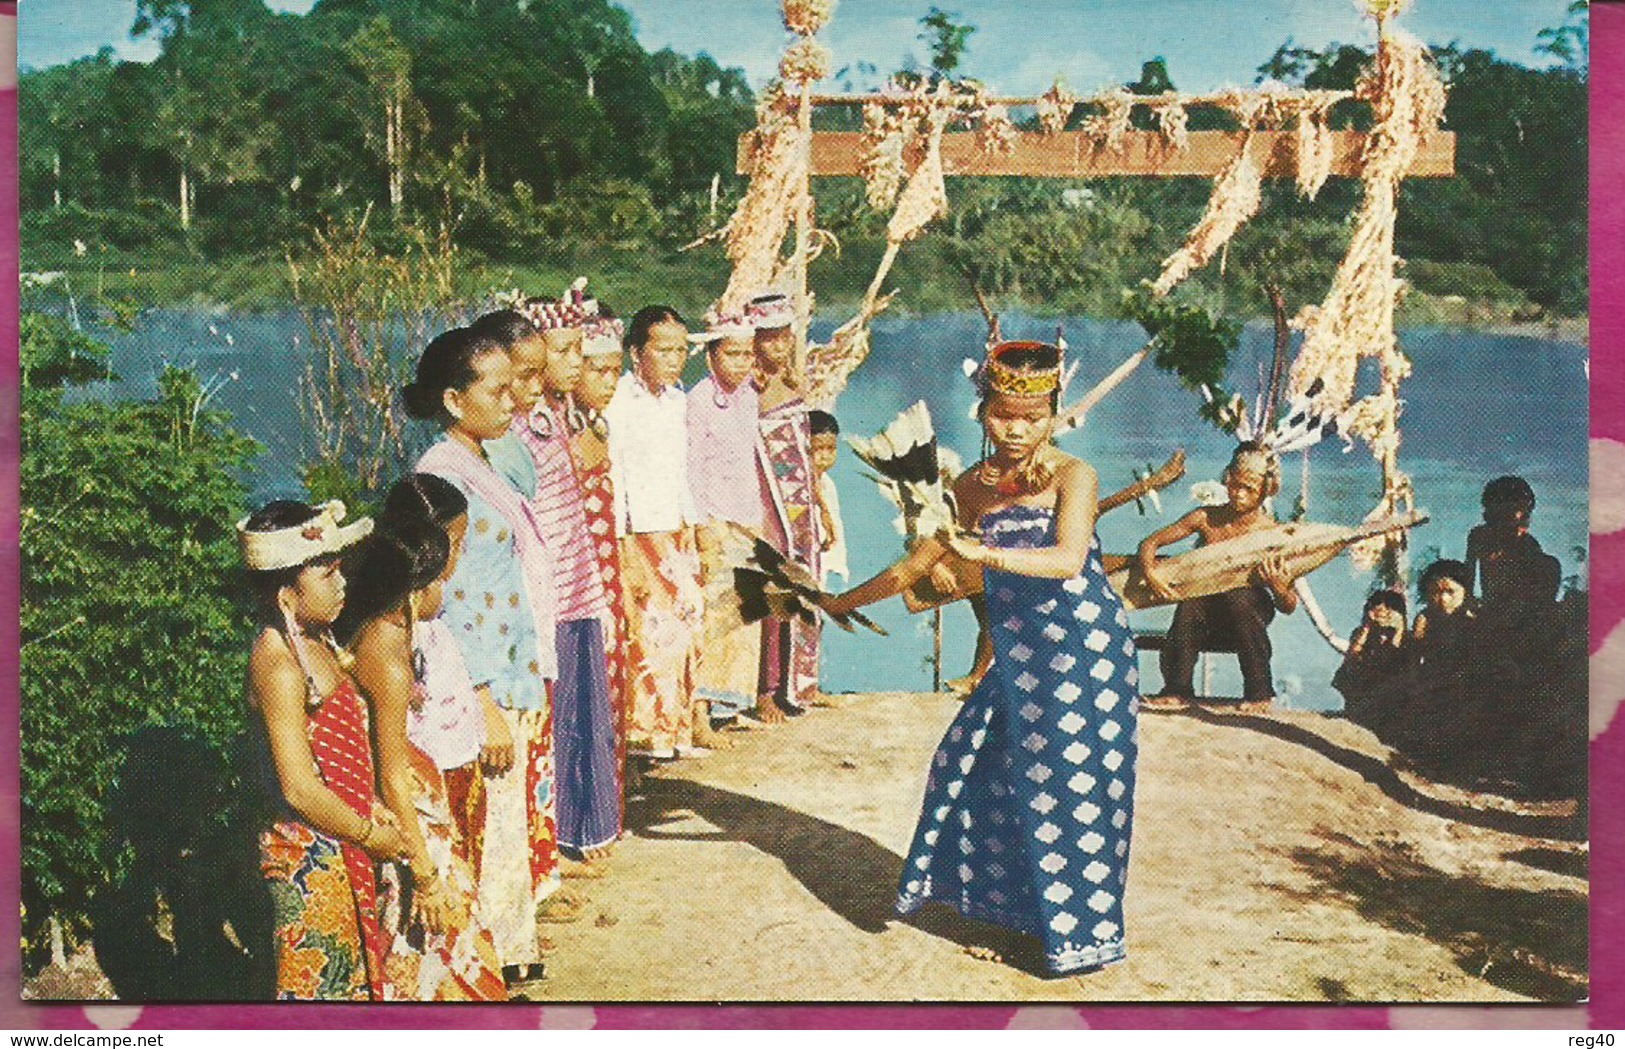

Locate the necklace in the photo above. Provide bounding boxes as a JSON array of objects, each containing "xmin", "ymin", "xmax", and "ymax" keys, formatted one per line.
[{"xmin": 978, "ymin": 455, "xmax": 1033, "ymax": 497}]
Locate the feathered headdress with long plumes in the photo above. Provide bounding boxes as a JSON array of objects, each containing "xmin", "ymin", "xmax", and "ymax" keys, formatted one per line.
[
  {"xmin": 1222, "ymin": 295, "xmax": 1342, "ymax": 456},
  {"xmin": 848, "ymin": 401, "xmax": 958, "ymax": 539}
]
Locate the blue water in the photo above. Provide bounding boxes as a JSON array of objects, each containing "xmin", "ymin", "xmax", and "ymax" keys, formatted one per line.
[{"xmin": 81, "ymin": 308, "xmax": 1590, "ymax": 711}]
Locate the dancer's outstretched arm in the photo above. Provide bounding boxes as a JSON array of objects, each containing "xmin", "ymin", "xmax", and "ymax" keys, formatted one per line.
[{"xmin": 821, "ymin": 535, "xmax": 949, "ymax": 617}]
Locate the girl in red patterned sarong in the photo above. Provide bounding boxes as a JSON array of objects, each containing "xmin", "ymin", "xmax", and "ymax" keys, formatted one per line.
[
  {"xmin": 339, "ymin": 515, "xmax": 506, "ymax": 1002},
  {"xmin": 240, "ymin": 499, "xmax": 408, "ymax": 1001},
  {"xmin": 749, "ymin": 294, "xmax": 822, "ymax": 718},
  {"xmin": 570, "ymin": 322, "xmax": 632, "ymax": 814}
]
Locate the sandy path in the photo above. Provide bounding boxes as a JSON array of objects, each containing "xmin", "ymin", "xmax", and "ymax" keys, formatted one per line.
[{"xmin": 530, "ymin": 693, "xmax": 1586, "ymax": 1003}]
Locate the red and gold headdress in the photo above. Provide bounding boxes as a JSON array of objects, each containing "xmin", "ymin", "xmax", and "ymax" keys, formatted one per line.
[{"xmin": 982, "ymin": 340, "xmax": 1065, "ymax": 398}]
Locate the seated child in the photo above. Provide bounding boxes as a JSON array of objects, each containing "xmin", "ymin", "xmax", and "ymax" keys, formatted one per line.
[
  {"xmin": 1332, "ymin": 588, "xmax": 1410, "ymax": 738},
  {"xmin": 1411, "ymin": 558, "xmax": 1478, "ymax": 666},
  {"xmin": 1466, "ymin": 476, "xmax": 1561, "ymax": 616},
  {"xmin": 1138, "ymin": 442, "xmax": 1299, "ymax": 712}
]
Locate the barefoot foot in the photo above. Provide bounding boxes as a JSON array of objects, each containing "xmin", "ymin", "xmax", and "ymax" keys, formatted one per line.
[
  {"xmin": 691, "ymin": 719, "xmax": 735, "ymax": 750},
  {"xmin": 754, "ymin": 695, "xmax": 789, "ymax": 724},
  {"xmin": 560, "ymin": 857, "xmax": 608, "ymax": 879}
]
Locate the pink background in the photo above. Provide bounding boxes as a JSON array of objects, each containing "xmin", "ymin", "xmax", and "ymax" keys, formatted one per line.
[{"xmin": 0, "ymin": 1, "xmax": 1615, "ymax": 1029}]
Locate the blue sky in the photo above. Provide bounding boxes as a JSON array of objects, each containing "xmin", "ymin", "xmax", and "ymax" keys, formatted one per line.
[{"xmin": 22, "ymin": 0, "xmax": 1575, "ymax": 90}]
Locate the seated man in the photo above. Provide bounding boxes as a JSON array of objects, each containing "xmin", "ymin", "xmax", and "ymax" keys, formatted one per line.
[{"xmin": 1137, "ymin": 443, "xmax": 1298, "ymax": 712}]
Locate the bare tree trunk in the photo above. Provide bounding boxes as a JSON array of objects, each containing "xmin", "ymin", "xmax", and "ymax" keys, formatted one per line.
[
  {"xmin": 385, "ymin": 98, "xmax": 402, "ymax": 214},
  {"xmin": 180, "ymin": 167, "xmax": 191, "ymax": 230},
  {"xmin": 49, "ymin": 913, "xmax": 66, "ymax": 969},
  {"xmin": 53, "ymin": 152, "xmax": 62, "ymax": 209}
]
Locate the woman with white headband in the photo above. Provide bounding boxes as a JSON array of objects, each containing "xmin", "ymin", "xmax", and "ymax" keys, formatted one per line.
[{"xmin": 240, "ymin": 499, "xmax": 405, "ymax": 1000}]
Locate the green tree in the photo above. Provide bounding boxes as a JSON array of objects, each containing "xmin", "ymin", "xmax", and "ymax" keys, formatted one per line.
[
  {"xmin": 1127, "ymin": 56, "xmax": 1176, "ymax": 95},
  {"xmin": 344, "ymin": 16, "xmax": 420, "ymax": 216},
  {"xmin": 1537, "ymin": 0, "xmax": 1589, "ymax": 72},
  {"xmin": 918, "ymin": 7, "xmax": 976, "ymax": 79},
  {"xmin": 20, "ymin": 314, "xmax": 262, "ymax": 952}
]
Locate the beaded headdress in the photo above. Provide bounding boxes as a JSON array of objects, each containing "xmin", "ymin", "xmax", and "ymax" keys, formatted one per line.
[
  {"xmin": 744, "ymin": 292, "xmax": 795, "ymax": 331},
  {"xmin": 582, "ymin": 314, "xmax": 625, "ymax": 358},
  {"xmin": 520, "ymin": 276, "xmax": 598, "ymax": 331},
  {"xmin": 687, "ymin": 309, "xmax": 754, "ymax": 348}
]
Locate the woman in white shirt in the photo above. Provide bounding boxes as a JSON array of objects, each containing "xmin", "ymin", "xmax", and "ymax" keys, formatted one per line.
[{"xmin": 602, "ymin": 306, "xmax": 707, "ymax": 760}]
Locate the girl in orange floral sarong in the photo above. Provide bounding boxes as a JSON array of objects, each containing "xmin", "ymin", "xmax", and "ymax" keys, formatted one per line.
[
  {"xmin": 603, "ymin": 307, "xmax": 706, "ymax": 758},
  {"xmin": 240, "ymin": 499, "xmax": 408, "ymax": 1001},
  {"xmin": 340, "ymin": 513, "xmax": 507, "ymax": 1002}
]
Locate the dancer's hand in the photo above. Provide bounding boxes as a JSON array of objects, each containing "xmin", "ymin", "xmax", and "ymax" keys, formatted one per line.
[
  {"xmin": 817, "ymin": 590, "xmax": 857, "ymax": 619},
  {"xmin": 939, "ymin": 529, "xmax": 988, "ymax": 566}
]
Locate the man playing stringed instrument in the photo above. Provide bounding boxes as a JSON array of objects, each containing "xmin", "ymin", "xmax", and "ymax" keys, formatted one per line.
[{"xmin": 1138, "ymin": 443, "xmax": 1300, "ymax": 713}]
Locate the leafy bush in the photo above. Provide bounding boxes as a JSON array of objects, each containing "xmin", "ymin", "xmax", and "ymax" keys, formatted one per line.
[
  {"xmin": 1123, "ymin": 287, "xmax": 1243, "ymax": 430},
  {"xmin": 1404, "ymin": 259, "xmax": 1528, "ymax": 305},
  {"xmin": 20, "ymin": 314, "xmax": 262, "ymax": 957},
  {"xmin": 20, "ymin": 200, "xmax": 185, "ymax": 256}
]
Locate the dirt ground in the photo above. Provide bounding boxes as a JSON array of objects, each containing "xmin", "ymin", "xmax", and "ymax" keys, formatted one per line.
[{"xmin": 530, "ymin": 692, "xmax": 1587, "ymax": 1003}]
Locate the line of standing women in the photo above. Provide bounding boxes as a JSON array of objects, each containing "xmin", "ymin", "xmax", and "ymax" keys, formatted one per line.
[{"xmin": 239, "ymin": 289, "xmax": 836, "ymax": 999}]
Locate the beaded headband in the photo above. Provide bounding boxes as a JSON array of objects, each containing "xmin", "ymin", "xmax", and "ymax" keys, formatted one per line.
[
  {"xmin": 745, "ymin": 292, "xmax": 795, "ymax": 331},
  {"xmin": 237, "ymin": 500, "xmax": 374, "ymax": 572},
  {"xmin": 983, "ymin": 340, "xmax": 1064, "ymax": 398},
  {"xmin": 520, "ymin": 276, "xmax": 599, "ymax": 331},
  {"xmin": 688, "ymin": 309, "xmax": 754, "ymax": 347}
]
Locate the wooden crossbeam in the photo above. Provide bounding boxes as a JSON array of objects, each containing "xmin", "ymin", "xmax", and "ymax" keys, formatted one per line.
[{"xmin": 737, "ymin": 129, "xmax": 1455, "ymax": 179}]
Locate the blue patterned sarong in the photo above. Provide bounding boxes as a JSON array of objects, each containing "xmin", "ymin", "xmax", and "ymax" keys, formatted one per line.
[{"xmin": 896, "ymin": 505, "xmax": 1140, "ymax": 974}]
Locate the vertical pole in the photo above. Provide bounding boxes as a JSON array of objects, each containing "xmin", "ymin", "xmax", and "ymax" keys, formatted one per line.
[
  {"xmin": 791, "ymin": 79, "xmax": 814, "ymax": 376},
  {"xmin": 932, "ymin": 607, "xmax": 944, "ymax": 691}
]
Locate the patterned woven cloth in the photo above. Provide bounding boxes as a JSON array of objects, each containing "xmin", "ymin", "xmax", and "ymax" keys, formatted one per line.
[{"xmin": 896, "ymin": 505, "xmax": 1140, "ymax": 975}]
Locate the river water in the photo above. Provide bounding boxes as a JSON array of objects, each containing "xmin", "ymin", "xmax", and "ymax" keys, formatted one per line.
[{"xmin": 78, "ymin": 308, "xmax": 1589, "ymax": 709}]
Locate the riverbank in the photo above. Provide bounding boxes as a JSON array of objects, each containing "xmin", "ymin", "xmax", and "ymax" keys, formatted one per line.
[{"xmin": 20, "ymin": 246, "xmax": 1586, "ymax": 342}]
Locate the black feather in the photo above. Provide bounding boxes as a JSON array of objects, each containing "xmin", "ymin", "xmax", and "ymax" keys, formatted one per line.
[{"xmin": 868, "ymin": 438, "xmax": 940, "ymax": 487}]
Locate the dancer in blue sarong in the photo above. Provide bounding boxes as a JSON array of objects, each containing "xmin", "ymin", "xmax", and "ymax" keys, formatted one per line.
[{"xmin": 820, "ymin": 338, "xmax": 1139, "ymax": 975}]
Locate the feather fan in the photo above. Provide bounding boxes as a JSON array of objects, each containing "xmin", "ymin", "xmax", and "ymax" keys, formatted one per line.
[
  {"xmin": 702, "ymin": 523, "xmax": 887, "ymax": 642},
  {"xmin": 847, "ymin": 401, "xmax": 957, "ymax": 539}
]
